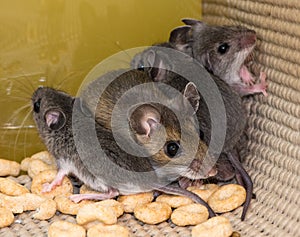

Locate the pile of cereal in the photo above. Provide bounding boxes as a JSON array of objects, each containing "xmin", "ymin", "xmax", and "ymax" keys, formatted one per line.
[{"xmin": 0, "ymin": 151, "xmax": 246, "ymax": 237}]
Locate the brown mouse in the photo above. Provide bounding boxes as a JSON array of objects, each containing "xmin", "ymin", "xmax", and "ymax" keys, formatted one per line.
[
  {"xmin": 131, "ymin": 44, "xmax": 253, "ymax": 221},
  {"xmin": 32, "ymin": 84, "xmax": 216, "ymax": 217},
  {"xmin": 81, "ymin": 69, "xmax": 218, "ymax": 181},
  {"xmin": 178, "ymin": 18, "xmax": 267, "ymax": 97}
]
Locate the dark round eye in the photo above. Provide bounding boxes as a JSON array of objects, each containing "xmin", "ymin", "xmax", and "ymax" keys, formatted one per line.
[
  {"xmin": 164, "ymin": 141, "xmax": 180, "ymax": 158},
  {"xmin": 33, "ymin": 98, "xmax": 41, "ymax": 113},
  {"xmin": 137, "ymin": 62, "xmax": 145, "ymax": 71},
  {"xmin": 217, "ymin": 43, "xmax": 230, "ymax": 54}
]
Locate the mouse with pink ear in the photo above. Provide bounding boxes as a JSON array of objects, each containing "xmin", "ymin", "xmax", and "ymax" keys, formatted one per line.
[
  {"xmin": 131, "ymin": 46, "xmax": 253, "ymax": 221},
  {"xmin": 173, "ymin": 18, "xmax": 267, "ymax": 97},
  {"xmin": 31, "ymin": 79, "xmax": 217, "ymax": 217},
  {"xmin": 82, "ymin": 69, "xmax": 218, "ymax": 184}
]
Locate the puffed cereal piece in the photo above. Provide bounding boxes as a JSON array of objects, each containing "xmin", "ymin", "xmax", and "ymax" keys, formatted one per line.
[
  {"xmin": 55, "ymin": 195, "xmax": 94, "ymax": 215},
  {"xmin": 48, "ymin": 221, "xmax": 86, "ymax": 237},
  {"xmin": 187, "ymin": 184, "xmax": 219, "ymax": 202},
  {"xmin": 0, "ymin": 159, "xmax": 20, "ymax": 176},
  {"xmin": 208, "ymin": 184, "xmax": 246, "ymax": 213},
  {"xmin": 0, "ymin": 193, "xmax": 23, "ymax": 213},
  {"xmin": 0, "ymin": 177, "xmax": 29, "ymax": 196},
  {"xmin": 20, "ymin": 157, "xmax": 31, "ymax": 172},
  {"xmin": 171, "ymin": 204, "xmax": 209, "ymax": 226},
  {"xmin": 27, "ymin": 159, "xmax": 56, "ymax": 178},
  {"xmin": 0, "ymin": 193, "xmax": 48, "ymax": 214},
  {"xmin": 31, "ymin": 170, "xmax": 73, "ymax": 198},
  {"xmin": 33, "ymin": 198, "xmax": 57, "ymax": 220},
  {"xmin": 94, "ymin": 199, "xmax": 124, "ymax": 218},
  {"xmin": 156, "ymin": 194, "xmax": 193, "ymax": 208},
  {"xmin": 76, "ymin": 203, "xmax": 117, "ymax": 225},
  {"xmin": 134, "ymin": 202, "xmax": 172, "ymax": 225},
  {"xmin": 192, "ymin": 216, "xmax": 233, "ymax": 237},
  {"xmin": 117, "ymin": 192, "xmax": 154, "ymax": 213},
  {"xmin": 31, "ymin": 151, "xmax": 56, "ymax": 166},
  {"xmin": 87, "ymin": 223, "xmax": 129, "ymax": 237},
  {"xmin": 0, "ymin": 207, "xmax": 14, "ymax": 228}
]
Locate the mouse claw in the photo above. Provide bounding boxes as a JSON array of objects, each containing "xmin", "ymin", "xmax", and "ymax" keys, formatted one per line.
[{"xmin": 42, "ymin": 182, "xmax": 54, "ymax": 193}]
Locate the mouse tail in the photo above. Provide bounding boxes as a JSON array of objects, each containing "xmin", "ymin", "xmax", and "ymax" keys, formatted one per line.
[
  {"xmin": 226, "ymin": 149, "xmax": 253, "ymax": 221},
  {"xmin": 154, "ymin": 184, "xmax": 216, "ymax": 218}
]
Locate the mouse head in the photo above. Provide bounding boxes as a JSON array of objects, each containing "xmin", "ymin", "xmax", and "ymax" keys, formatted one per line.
[
  {"xmin": 131, "ymin": 44, "xmax": 175, "ymax": 82},
  {"xmin": 32, "ymin": 87, "xmax": 92, "ymax": 154},
  {"xmin": 129, "ymin": 82, "xmax": 217, "ymax": 181},
  {"xmin": 32, "ymin": 87, "xmax": 73, "ymax": 133},
  {"xmin": 174, "ymin": 19, "xmax": 257, "ymax": 82}
]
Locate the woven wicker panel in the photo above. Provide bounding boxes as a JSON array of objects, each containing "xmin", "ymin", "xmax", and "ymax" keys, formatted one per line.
[{"xmin": 202, "ymin": 0, "xmax": 300, "ymax": 236}]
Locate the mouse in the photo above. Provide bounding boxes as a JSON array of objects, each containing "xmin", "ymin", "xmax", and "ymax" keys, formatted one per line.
[
  {"xmin": 131, "ymin": 44, "xmax": 253, "ymax": 221},
  {"xmin": 175, "ymin": 18, "xmax": 267, "ymax": 97},
  {"xmin": 81, "ymin": 68, "xmax": 219, "ymax": 180},
  {"xmin": 32, "ymin": 85, "xmax": 217, "ymax": 217}
]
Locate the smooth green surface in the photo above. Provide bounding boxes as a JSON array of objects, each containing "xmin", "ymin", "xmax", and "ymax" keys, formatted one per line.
[{"xmin": 0, "ymin": 0, "xmax": 202, "ymax": 161}]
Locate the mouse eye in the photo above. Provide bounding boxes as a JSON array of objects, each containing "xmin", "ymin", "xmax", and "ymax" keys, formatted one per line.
[
  {"xmin": 137, "ymin": 62, "xmax": 145, "ymax": 71},
  {"xmin": 164, "ymin": 141, "xmax": 180, "ymax": 158},
  {"xmin": 33, "ymin": 99, "xmax": 41, "ymax": 113},
  {"xmin": 217, "ymin": 43, "xmax": 230, "ymax": 55}
]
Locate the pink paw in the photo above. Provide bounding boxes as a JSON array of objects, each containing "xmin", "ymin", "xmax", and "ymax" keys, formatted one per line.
[
  {"xmin": 240, "ymin": 65, "xmax": 255, "ymax": 85},
  {"xmin": 257, "ymin": 71, "xmax": 268, "ymax": 96},
  {"xmin": 42, "ymin": 183, "xmax": 54, "ymax": 193},
  {"xmin": 69, "ymin": 194, "xmax": 84, "ymax": 203}
]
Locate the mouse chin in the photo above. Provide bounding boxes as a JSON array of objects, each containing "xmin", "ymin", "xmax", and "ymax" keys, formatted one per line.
[{"xmin": 178, "ymin": 176, "xmax": 204, "ymax": 189}]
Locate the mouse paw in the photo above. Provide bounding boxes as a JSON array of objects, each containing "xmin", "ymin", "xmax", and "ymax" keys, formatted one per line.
[
  {"xmin": 255, "ymin": 71, "xmax": 268, "ymax": 96},
  {"xmin": 70, "ymin": 191, "xmax": 120, "ymax": 203},
  {"xmin": 42, "ymin": 182, "xmax": 54, "ymax": 193},
  {"xmin": 239, "ymin": 65, "xmax": 255, "ymax": 85},
  {"xmin": 69, "ymin": 194, "xmax": 86, "ymax": 203}
]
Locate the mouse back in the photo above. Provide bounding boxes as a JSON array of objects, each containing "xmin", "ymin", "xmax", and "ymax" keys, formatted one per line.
[{"xmin": 131, "ymin": 45, "xmax": 247, "ymax": 152}]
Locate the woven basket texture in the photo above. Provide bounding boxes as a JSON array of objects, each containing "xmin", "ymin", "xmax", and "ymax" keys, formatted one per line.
[
  {"xmin": 1, "ymin": 1, "xmax": 300, "ymax": 236},
  {"xmin": 202, "ymin": 0, "xmax": 300, "ymax": 236}
]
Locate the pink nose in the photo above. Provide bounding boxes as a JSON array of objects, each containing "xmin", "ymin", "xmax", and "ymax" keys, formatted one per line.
[{"xmin": 241, "ymin": 32, "xmax": 256, "ymax": 48}]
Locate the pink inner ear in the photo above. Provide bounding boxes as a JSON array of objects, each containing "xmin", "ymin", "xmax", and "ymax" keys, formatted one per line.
[
  {"xmin": 144, "ymin": 117, "xmax": 160, "ymax": 137},
  {"xmin": 46, "ymin": 111, "xmax": 60, "ymax": 127}
]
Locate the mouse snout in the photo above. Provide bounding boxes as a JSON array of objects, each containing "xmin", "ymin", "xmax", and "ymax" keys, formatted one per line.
[
  {"xmin": 188, "ymin": 159, "xmax": 217, "ymax": 178},
  {"xmin": 240, "ymin": 31, "xmax": 256, "ymax": 48}
]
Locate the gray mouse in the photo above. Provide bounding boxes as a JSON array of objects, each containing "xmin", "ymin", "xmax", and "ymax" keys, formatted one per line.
[
  {"xmin": 81, "ymin": 69, "xmax": 218, "ymax": 180},
  {"xmin": 32, "ymin": 85, "xmax": 216, "ymax": 217},
  {"xmin": 177, "ymin": 18, "xmax": 267, "ymax": 97},
  {"xmin": 131, "ymin": 44, "xmax": 252, "ymax": 221}
]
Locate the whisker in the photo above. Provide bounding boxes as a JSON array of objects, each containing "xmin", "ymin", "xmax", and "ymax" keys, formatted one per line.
[
  {"xmin": 56, "ymin": 71, "xmax": 86, "ymax": 90},
  {"xmin": 1, "ymin": 103, "xmax": 32, "ymax": 142},
  {"xmin": 13, "ymin": 106, "xmax": 33, "ymax": 159},
  {"xmin": 0, "ymin": 96, "xmax": 29, "ymax": 102}
]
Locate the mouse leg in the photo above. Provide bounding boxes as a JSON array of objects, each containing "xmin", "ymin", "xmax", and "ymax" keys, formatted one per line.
[
  {"xmin": 234, "ymin": 72, "xmax": 268, "ymax": 96},
  {"xmin": 69, "ymin": 187, "xmax": 119, "ymax": 203},
  {"xmin": 42, "ymin": 169, "xmax": 68, "ymax": 193},
  {"xmin": 226, "ymin": 150, "xmax": 253, "ymax": 221}
]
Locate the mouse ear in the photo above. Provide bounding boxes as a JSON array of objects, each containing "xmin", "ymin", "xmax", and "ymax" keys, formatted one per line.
[
  {"xmin": 169, "ymin": 25, "xmax": 192, "ymax": 52},
  {"xmin": 183, "ymin": 82, "xmax": 200, "ymax": 114},
  {"xmin": 182, "ymin": 18, "xmax": 207, "ymax": 35},
  {"xmin": 45, "ymin": 109, "xmax": 66, "ymax": 131},
  {"xmin": 130, "ymin": 104, "xmax": 161, "ymax": 138},
  {"xmin": 143, "ymin": 49, "xmax": 171, "ymax": 82}
]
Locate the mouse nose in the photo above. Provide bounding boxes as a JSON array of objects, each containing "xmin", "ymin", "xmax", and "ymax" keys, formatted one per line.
[{"xmin": 241, "ymin": 31, "xmax": 256, "ymax": 48}]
